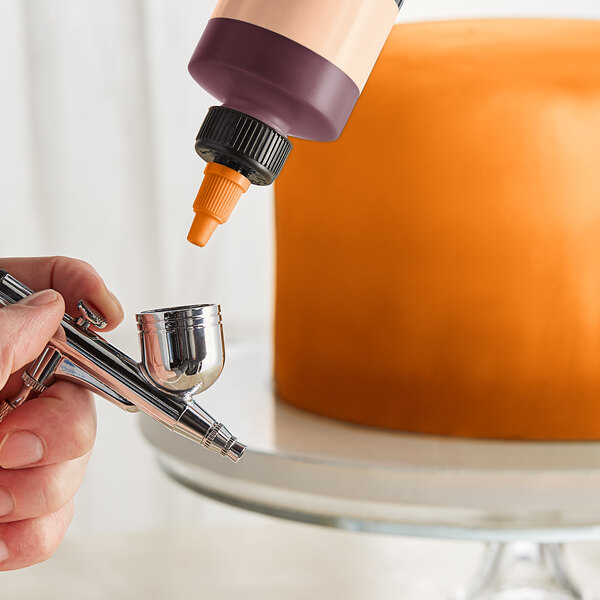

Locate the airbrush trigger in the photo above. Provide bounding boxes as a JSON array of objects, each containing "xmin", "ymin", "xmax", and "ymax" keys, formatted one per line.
[{"xmin": 76, "ymin": 300, "xmax": 108, "ymax": 330}]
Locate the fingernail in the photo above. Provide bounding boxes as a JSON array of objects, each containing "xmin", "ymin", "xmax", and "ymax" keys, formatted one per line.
[
  {"xmin": 20, "ymin": 289, "xmax": 59, "ymax": 308},
  {"xmin": 0, "ymin": 540, "xmax": 8, "ymax": 563},
  {"xmin": 0, "ymin": 487, "xmax": 14, "ymax": 517},
  {"xmin": 0, "ymin": 431, "xmax": 45, "ymax": 468}
]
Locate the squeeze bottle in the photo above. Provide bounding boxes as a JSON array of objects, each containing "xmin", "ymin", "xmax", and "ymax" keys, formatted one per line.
[{"xmin": 187, "ymin": 0, "xmax": 404, "ymax": 246}]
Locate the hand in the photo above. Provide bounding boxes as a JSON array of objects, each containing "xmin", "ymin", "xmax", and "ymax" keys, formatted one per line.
[{"xmin": 0, "ymin": 257, "xmax": 123, "ymax": 570}]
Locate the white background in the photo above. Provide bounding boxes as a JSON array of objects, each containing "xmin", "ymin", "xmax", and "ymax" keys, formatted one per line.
[{"xmin": 1, "ymin": 0, "xmax": 599, "ymax": 593}]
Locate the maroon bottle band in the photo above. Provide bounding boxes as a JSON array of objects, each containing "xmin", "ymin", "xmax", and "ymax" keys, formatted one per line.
[{"xmin": 189, "ymin": 18, "xmax": 360, "ymax": 142}]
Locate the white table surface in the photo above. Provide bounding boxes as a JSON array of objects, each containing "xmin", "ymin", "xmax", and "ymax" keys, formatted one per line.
[{"xmin": 2, "ymin": 516, "xmax": 600, "ymax": 600}]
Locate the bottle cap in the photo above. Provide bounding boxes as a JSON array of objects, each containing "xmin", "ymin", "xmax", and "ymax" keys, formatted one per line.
[
  {"xmin": 187, "ymin": 162, "xmax": 251, "ymax": 247},
  {"xmin": 195, "ymin": 107, "xmax": 292, "ymax": 185}
]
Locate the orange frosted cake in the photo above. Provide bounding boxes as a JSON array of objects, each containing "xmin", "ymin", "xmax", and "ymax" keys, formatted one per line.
[{"xmin": 274, "ymin": 20, "xmax": 600, "ymax": 440}]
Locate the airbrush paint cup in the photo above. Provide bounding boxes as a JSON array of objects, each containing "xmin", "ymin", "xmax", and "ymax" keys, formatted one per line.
[{"xmin": 187, "ymin": 0, "xmax": 404, "ymax": 246}]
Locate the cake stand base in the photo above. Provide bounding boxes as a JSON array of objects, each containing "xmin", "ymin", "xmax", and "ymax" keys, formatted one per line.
[{"xmin": 454, "ymin": 543, "xmax": 593, "ymax": 600}]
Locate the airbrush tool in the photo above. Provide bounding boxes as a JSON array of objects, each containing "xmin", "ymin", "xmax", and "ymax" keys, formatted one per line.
[{"xmin": 0, "ymin": 270, "xmax": 245, "ymax": 463}]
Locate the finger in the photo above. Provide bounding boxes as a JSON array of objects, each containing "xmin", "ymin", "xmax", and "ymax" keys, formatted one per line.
[
  {"xmin": 0, "ymin": 452, "xmax": 91, "ymax": 522},
  {"xmin": 0, "ymin": 290, "xmax": 65, "ymax": 389},
  {"xmin": 0, "ymin": 501, "xmax": 74, "ymax": 570},
  {"xmin": 0, "ymin": 381, "xmax": 96, "ymax": 469},
  {"xmin": 0, "ymin": 367, "xmax": 33, "ymax": 402},
  {"xmin": 0, "ymin": 256, "xmax": 123, "ymax": 331}
]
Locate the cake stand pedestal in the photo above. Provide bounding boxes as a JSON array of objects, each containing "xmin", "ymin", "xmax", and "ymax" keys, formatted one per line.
[
  {"xmin": 141, "ymin": 338, "xmax": 600, "ymax": 599},
  {"xmin": 454, "ymin": 542, "xmax": 591, "ymax": 599}
]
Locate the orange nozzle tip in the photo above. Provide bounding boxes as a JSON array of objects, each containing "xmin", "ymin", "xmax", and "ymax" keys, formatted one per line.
[
  {"xmin": 187, "ymin": 163, "xmax": 251, "ymax": 247},
  {"xmin": 187, "ymin": 213, "xmax": 219, "ymax": 247}
]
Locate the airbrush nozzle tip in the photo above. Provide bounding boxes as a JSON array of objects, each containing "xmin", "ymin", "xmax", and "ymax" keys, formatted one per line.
[
  {"xmin": 175, "ymin": 405, "xmax": 245, "ymax": 463},
  {"xmin": 226, "ymin": 439, "xmax": 247, "ymax": 463}
]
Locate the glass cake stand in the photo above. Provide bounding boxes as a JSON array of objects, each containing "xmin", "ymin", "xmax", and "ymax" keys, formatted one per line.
[{"xmin": 141, "ymin": 337, "xmax": 600, "ymax": 600}]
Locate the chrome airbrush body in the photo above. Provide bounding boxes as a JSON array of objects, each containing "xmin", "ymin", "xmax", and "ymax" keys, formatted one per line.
[{"xmin": 0, "ymin": 270, "xmax": 245, "ymax": 463}]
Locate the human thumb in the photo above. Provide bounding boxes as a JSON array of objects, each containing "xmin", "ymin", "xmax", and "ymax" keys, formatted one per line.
[{"xmin": 0, "ymin": 290, "xmax": 65, "ymax": 389}]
